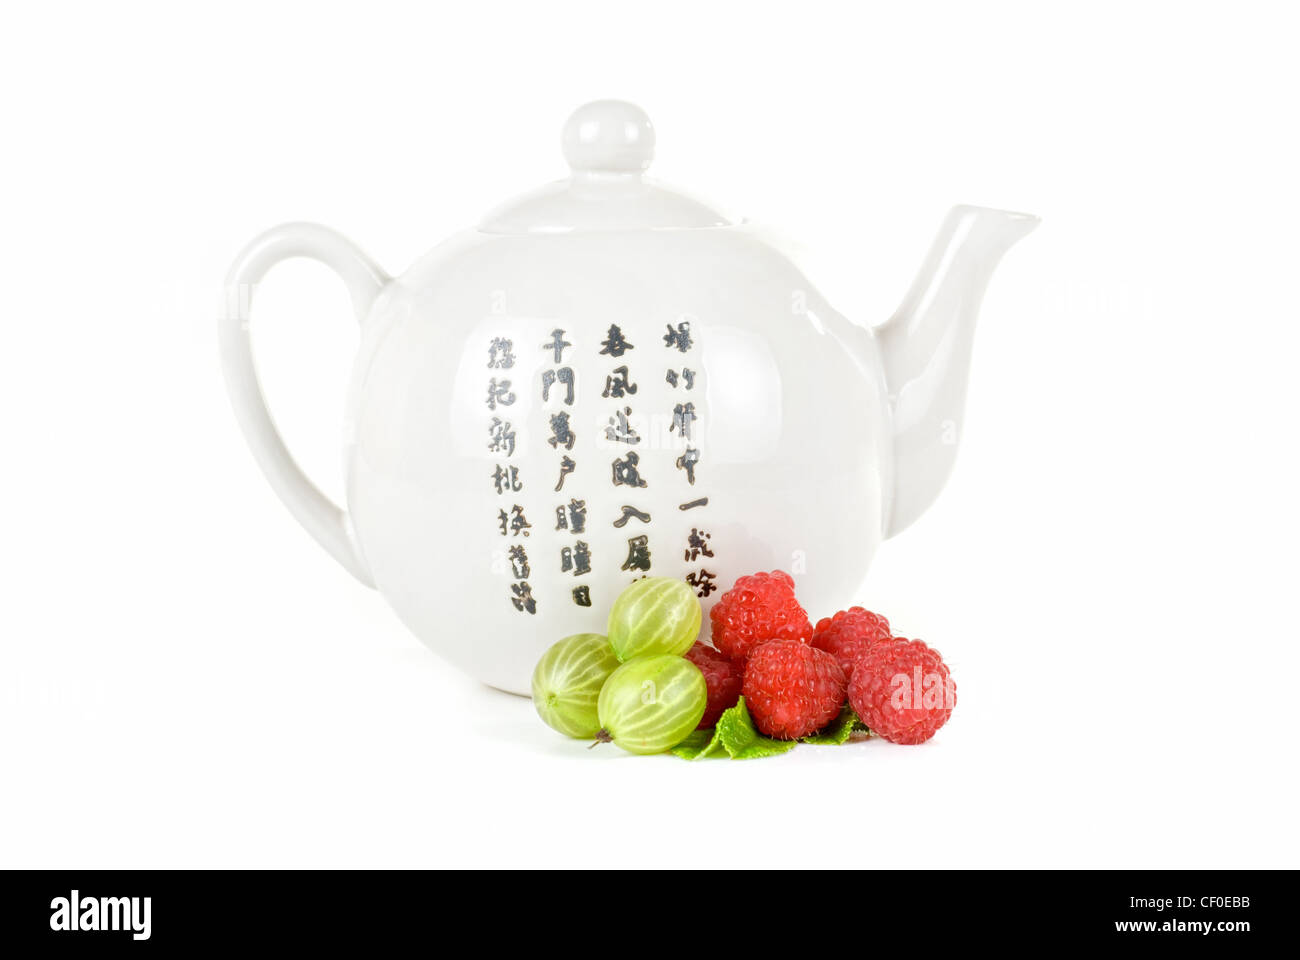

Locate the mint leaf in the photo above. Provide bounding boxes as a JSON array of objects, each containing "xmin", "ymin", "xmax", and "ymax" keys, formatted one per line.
[
  {"xmin": 673, "ymin": 700, "xmax": 867, "ymax": 759},
  {"xmin": 715, "ymin": 697, "xmax": 797, "ymax": 759},
  {"xmin": 800, "ymin": 705, "xmax": 861, "ymax": 745},
  {"xmin": 670, "ymin": 727, "xmax": 724, "ymax": 760}
]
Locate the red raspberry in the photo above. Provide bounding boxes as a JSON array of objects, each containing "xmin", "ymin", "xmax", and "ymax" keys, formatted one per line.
[
  {"xmin": 683, "ymin": 641, "xmax": 743, "ymax": 728},
  {"xmin": 742, "ymin": 640, "xmax": 846, "ymax": 739},
  {"xmin": 709, "ymin": 571, "xmax": 812, "ymax": 662},
  {"xmin": 848, "ymin": 639, "xmax": 956, "ymax": 745},
  {"xmin": 812, "ymin": 607, "xmax": 892, "ymax": 677}
]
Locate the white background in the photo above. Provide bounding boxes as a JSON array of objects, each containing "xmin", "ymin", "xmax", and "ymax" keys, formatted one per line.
[{"xmin": 2, "ymin": 0, "xmax": 1297, "ymax": 869}]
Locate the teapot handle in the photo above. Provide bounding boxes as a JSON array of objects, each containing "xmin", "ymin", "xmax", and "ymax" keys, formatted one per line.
[{"xmin": 219, "ymin": 223, "xmax": 388, "ymax": 587}]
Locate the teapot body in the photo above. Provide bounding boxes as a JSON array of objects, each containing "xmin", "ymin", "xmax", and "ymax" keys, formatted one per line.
[{"xmin": 347, "ymin": 226, "xmax": 892, "ymax": 693}]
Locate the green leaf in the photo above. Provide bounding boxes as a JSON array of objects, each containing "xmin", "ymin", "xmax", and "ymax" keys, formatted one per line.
[
  {"xmin": 672, "ymin": 699, "xmax": 869, "ymax": 759},
  {"xmin": 670, "ymin": 727, "xmax": 724, "ymax": 760},
  {"xmin": 715, "ymin": 697, "xmax": 797, "ymax": 759},
  {"xmin": 800, "ymin": 705, "xmax": 861, "ymax": 745}
]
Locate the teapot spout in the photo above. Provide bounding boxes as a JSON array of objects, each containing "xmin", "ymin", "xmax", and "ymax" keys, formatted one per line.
[{"xmin": 877, "ymin": 205, "xmax": 1038, "ymax": 538}]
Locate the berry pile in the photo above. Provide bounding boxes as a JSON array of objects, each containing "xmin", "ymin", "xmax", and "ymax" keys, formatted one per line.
[
  {"xmin": 708, "ymin": 570, "xmax": 956, "ymax": 748},
  {"xmin": 531, "ymin": 569, "xmax": 957, "ymax": 757},
  {"xmin": 531, "ymin": 577, "xmax": 709, "ymax": 755}
]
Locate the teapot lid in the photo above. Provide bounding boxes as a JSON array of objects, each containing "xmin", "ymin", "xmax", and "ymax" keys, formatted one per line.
[{"xmin": 478, "ymin": 101, "xmax": 735, "ymax": 234}]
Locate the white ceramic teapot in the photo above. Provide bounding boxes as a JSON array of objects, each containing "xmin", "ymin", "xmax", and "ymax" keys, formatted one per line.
[{"xmin": 220, "ymin": 100, "xmax": 1037, "ymax": 694}]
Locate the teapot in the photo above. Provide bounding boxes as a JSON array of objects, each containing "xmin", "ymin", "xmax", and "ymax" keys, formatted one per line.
[{"xmin": 219, "ymin": 100, "xmax": 1038, "ymax": 694}]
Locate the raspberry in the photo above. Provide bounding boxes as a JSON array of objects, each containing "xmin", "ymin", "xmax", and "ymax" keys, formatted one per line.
[
  {"xmin": 742, "ymin": 640, "xmax": 847, "ymax": 739},
  {"xmin": 709, "ymin": 571, "xmax": 812, "ymax": 662},
  {"xmin": 683, "ymin": 641, "xmax": 743, "ymax": 728},
  {"xmin": 811, "ymin": 607, "xmax": 892, "ymax": 677},
  {"xmin": 848, "ymin": 639, "xmax": 956, "ymax": 745}
]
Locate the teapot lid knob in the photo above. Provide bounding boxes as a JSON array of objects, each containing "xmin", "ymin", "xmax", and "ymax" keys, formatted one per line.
[{"xmin": 562, "ymin": 100, "xmax": 655, "ymax": 175}]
